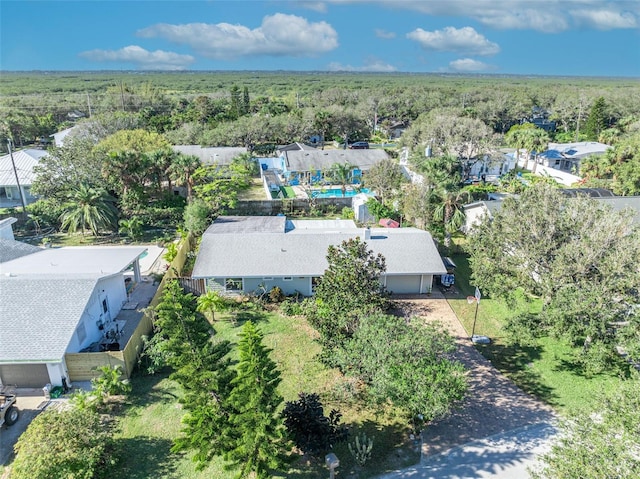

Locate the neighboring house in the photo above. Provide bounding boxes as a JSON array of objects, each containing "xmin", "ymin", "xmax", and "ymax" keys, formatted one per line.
[
  {"xmin": 536, "ymin": 142, "xmax": 611, "ymax": 174},
  {"xmin": 462, "ymin": 150, "xmax": 518, "ymax": 184},
  {"xmin": 192, "ymin": 216, "xmax": 447, "ymax": 296},
  {"xmin": 0, "ymin": 244, "xmax": 146, "ymax": 387},
  {"xmin": 265, "ymin": 147, "xmax": 390, "ymax": 186},
  {"xmin": 172, "ymin": 145, "xmax": 248, "ymax": 166},
  {"xmin": 0, "ymin": 148, "xmax": 49, "ymax": 207},
  {"xmin": 463, "ymin": 191, "xmax": 639, "ymax": 233}
]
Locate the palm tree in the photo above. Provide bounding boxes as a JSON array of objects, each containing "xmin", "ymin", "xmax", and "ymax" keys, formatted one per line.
[
  {"xmin": 196, "ymin": 290, "xmax": 228, "ymax": 322},
  {"xmin": 432, "ymin": 186, "xmax": 471, "ymax": 249},
  {"xmin": 59, "ymin": 183, "xmax": 118, "ymax": 236},
  {"xmin": 522, "ymin": 128, "xmax": 550, "ymax": 174},
  {"xmin": 328, "ymin": 162, "xmax": 354, "ymax": 196},
  {"xmin": 169, "ymin": 153, "xmax": 201, "ymax": 201}
]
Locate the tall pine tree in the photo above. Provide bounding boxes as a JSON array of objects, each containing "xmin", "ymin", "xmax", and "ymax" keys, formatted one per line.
[
  {"xmin": 152, "ymin": 280, "xmax": 235, "ymax": 467},
  {"xmin": 224, "ymin": 321, "xmax": 288, "ymax": 479}
]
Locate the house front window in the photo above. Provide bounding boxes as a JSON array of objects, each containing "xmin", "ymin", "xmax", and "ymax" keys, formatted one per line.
[
  {"xmin": 225, "ymin": 278, "xmax": 243, "ymax": 292},
  {"xmin": 311, "ymin": 276, "xmax": 321, "ymax": 293}
]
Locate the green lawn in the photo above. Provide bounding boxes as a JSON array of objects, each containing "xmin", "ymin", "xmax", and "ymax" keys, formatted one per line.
[
  {"xmin": 114, "ymin": 308, "xmax": 420, "ymax": 478},
  {"xmin": 447, "ymin": 248, "xmax": 631, "ymax": 413}
]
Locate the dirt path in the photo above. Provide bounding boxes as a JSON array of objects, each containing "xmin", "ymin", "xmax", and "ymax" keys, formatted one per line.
[{"xmin": 391, "ymin": 292, "xmax": 555, "ymax": 460}]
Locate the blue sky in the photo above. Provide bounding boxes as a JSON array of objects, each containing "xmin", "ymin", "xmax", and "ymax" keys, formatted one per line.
[{"xmin": 1, "ymin": 0, "xmax": 639, "ymax": 76}]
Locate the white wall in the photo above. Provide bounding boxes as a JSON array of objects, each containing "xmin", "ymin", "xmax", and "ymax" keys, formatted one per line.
[{"xmin": 66, "ymin": 274, "xmax": 128, "ymax": 353}]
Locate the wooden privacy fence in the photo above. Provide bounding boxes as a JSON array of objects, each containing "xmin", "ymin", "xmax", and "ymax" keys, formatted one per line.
[
  {"xmin": 66, "ymin": 233, "xmax": 196, "ymax": 381},
  {"xmin": 178, "ymin": 277, "xmax": 205, "ymax": 296}
]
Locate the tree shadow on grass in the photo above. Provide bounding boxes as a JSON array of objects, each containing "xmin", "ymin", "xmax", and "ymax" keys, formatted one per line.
[
  {"xmin": 328, "ymin": 418, "xmax": 419, "ymax": 478},
  {"xmin": 121, "ymin": 370, "xmax": 180, "ymax": 417},
  {"xmin": 476, "ymin": 342, "xmax": 558, "ymax": 407},
  {"xmin": 115, "ymin": 437, "xmax": 178, "ymax": 479}
]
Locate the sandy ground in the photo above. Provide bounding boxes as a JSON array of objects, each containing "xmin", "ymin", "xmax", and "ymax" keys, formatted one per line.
[{"xmin": 390, "ymin": 292, "xmax": 555, "ymax": 460}]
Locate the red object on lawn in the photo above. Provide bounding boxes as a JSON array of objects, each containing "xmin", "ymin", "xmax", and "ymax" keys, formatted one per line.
[{"xmin": 379, "ymin": 218, "xmax": 400, "ymax": 228}]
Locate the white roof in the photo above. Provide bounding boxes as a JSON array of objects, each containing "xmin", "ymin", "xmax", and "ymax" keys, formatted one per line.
[
  {"xmin": 0, "ymin": 149, "xmax": 48, "ymax": 186},
  {"xmin": 0, "ymin": 245, "xmax": 147, "ymax": 276}
]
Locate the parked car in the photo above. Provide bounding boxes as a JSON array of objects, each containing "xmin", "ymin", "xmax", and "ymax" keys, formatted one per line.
[{"xmin": 349, "ymin": 141, "xmax": 369, "ymax": 149}]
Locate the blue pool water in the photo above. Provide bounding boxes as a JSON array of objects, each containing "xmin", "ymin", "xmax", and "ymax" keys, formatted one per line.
[{"xmin": 311, "ymin": 188, "xmax": 371, "ymax": 198}]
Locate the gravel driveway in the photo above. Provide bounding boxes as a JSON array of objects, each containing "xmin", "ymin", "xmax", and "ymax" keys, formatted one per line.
[{"xmin": 391, "ymin": 292, "xmax": 555, "ymax": 460}]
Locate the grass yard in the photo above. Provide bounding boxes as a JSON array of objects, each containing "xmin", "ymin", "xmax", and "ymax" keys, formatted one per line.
[
  {"xmin": 115, "ymin": 308, "xmax": 420, "ymax": 478},
  {"xmin": 446, "ymin": 248, "xmax": 633, "ymax": 414}
]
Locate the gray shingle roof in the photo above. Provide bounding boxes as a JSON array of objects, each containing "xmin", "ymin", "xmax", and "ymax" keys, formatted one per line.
[
  {"xmin": 0, "ymin": 276, "xmax": 98, "ymax": 362},
  {"xmin": 283, "ymin": 149, "xmax": 389, "ymax": 172},
  {"xmin": 204, "ymin": 216, "xmax": 286, "ymax": 235},
  {"xmin": 0, "ymin": 239, "xmax": 41, "ymax": 263},
  {"xmin": 193, "ymin": 218, "xmax": 446, "ymax": 278}
]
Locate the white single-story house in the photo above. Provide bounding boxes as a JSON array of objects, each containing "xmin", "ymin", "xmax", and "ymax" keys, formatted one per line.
[
  {"xmin": 0, "ymin": 244, "xmax": 146, "ymax": 388},
  {"xmin": 0, "ymin": 148, "xmax": 49, "ymax": 207},
  {"xmin": 172, "ymin": 145, "xmax": 248, "ymax": 166},
  {"xmin": 192, "ymin": 216, "xmax": 447, "ymax": 296}
]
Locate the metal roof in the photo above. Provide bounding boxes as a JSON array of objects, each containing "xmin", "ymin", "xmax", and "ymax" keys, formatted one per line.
[
  {"xmin": 0, "ymin": 149, "xmax": 48, "ymax": 186},
  {"xmin": 193, "ymin": 218, "xmax": 446, "ymax": 278}
]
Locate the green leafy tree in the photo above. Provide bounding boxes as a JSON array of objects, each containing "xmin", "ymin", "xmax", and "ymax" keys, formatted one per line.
[
  {"xmin": 12, "ymin": 408, "xmax": 116, "ymax": 479},
  {"xmin": 31, "ymin": 137, "xmax": 103, "ymax": 200},
  {"xmin": 337, "ymin": 313, "xmax": 467, "ymax": 431},
  {"xmin": 504, "ymin": 122, "xmax": 537, "ymax": 166},
  {"xmin": 183, "ymin": 197, "xmax": 214, "ymax": 235},
  {"xmin": 364, "ymin": 158, "xmax": 407, "ymax": 206},
  {"xmin": 224, "ymin": 321, "xmax": 288, "ymax": 479},
  {"xmin": 282, "ymin": 392, "xmax": 348, "ymax": 457},
  {"xmin": 467, "ymin": 184, "xmax": 640, "ymax": 371},
  {"xmin": 310, "ymin": 237, "xmax": 389, "ymax": 355},
  {"xmin": 531, "ymin": 379, "xmax": 640, "ymax": 479},
  {"xmin": 59, "ymin": 183, "xmax": 119, "ymax": 235}
]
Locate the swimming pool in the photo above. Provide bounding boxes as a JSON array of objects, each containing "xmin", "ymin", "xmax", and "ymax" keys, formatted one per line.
[{"xmin": 311, "ymin": 188, "xmax": 371, "ymax": 198}]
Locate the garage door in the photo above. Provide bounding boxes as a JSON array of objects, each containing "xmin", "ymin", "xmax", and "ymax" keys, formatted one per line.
[
  {"xmin": 386, "ymin": 275, "xmax": 422, "ymax": 294},
  {"xmin": 0, "ymin": 364, "xmax": 50, "ymax": 388}
]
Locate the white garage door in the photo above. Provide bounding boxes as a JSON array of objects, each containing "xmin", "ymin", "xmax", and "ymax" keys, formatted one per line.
[
  {"xmin": 0, "ymin": 364, "xmax": 50, "ymax": 388},
  {"xmin": 386, "ymin": 275, "xmax": 422, "ymax": 294}
]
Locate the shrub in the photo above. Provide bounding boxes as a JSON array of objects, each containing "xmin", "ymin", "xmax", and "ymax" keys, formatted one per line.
[
  {"xmin": 12, "ymin": 408, "xmax": 116, "ymax": 479},
  {"xmin": 163, "ymin": 242, "xmax": 178, "ymax": 262},
  {"xmin": 282, "ymin": 392, "xmax": 348, "ymax": 457},
  {"xmin": 268, "ymin": 286, "xmax": 285, "ymax": 303}
]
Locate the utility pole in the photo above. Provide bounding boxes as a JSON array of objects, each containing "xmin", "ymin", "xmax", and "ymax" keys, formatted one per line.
[
  {"xmin": 6, "ymin": 139, "xmax": 28, "ymax": 219},
  {"xmin": 86, "ymin": 92, "xmax": 92, "ymax": 118},
  {"xmin": 120, "ymin": 81, "xmax": 126, "ymax": 111}
]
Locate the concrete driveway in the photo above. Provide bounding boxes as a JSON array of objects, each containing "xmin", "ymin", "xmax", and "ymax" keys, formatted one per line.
[
  {"xmin": 0, "ymin": 389, "xmax": 47, "ymax": 466},
  {"xmin": 377, "ymin": 422, "xmax": 557, "ymax": 479}
]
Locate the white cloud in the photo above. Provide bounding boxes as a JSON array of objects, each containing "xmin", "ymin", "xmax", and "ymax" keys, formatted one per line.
[
  {"xmin": 375, "ymin": 28, "xmax": 396, "ymax": 39},
  {"xmin": 449, "ymin": 58, "xmax": 494, "ymax": 72},
  {"xmin": 570, "ymin": 9, "xmax": 637, "ymax": 29},
  {"xmin": 79, "ymin": 45, "xmax": 194, "ymax": 70},
  {"xmin": 327, "ymin": 58, "xmax": 398, "ymax": 72},
  {"xmin": 297, "ymin": 1, "xmax": 328, "ymax": 13},
  {"xmin": 137, "ymin": 14, "xmax": 338, "ymax": 59},
  {"xmin": 329, "ymin": 0, "xmax": 639, "ymax": 33},
  {"xmin": 407, "ymin": 26, "xmax": 500, "ymax": 56}
]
